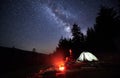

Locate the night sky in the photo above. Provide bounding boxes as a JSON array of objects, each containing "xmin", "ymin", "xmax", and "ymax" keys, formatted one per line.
[{"xmin": 0, "ymin": 0, "xmax": 119, "ymax": 53}]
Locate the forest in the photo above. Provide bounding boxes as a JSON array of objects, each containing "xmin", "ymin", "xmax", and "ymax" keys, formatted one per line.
[{"xmin": 52, "ymin": 6, "xmax": 120, "ymax": 60}]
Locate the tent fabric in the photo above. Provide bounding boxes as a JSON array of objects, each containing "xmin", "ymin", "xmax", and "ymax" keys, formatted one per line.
[{"xmin": 76, "ymin": 52, "xmax": 98, "ymax": 62}]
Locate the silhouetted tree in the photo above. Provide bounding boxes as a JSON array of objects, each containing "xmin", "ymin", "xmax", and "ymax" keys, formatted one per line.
[
  {"xmin": 86, "ymin": 27, "xmax": 96, "ymax": 51},
  {"xmin": 116, "ymin": 0, "xmax": 120, "ymax": 52},
  {"xmin": 72, "ymin": 24, "xmax": 84, "ymax": 43},
  {"xmin": 32, "ymin": 48, "xmax": 36, "ymax": 52},
  {"xmin": 54, "ymin": 24, "xmax": 85, "ymax": 59},
  {"xmin": 54, "ymin": 37, "xmax": 72, "ymax": 58},
  {"xmin": 71, "ymin": 24, "xmax": 85, "ymax": 58},
  {"xmin": 89, "ymin": 6, "xmax": 119, "ymax": 52},
  {"xmin": 118, "ymin": 0, "xmax": 120, "ymax": 18}
]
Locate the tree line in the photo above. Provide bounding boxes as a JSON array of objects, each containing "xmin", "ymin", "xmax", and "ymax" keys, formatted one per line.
[{"xmin": 52, "ymin": 6, "xmax": 120, "ymax": 59}]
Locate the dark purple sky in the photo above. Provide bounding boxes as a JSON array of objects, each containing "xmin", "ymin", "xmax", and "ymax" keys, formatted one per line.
[{"xmin": 0, "ymin": 0, "xmax": 119, "ymax": 53}]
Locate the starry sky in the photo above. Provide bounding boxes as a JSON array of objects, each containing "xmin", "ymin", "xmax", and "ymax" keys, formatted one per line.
[{"xmin": 0, "ymin": 0, "xmax": 119, "ymax": 53}]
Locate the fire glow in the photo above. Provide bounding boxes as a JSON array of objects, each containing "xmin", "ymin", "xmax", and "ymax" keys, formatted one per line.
[{"xmin": 59, "ymin": 64, "xmax": 65, "ymax": 71}]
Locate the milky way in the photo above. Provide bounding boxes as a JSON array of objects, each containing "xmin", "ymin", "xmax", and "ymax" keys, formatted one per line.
[{"xmin": 0, "ymin": 0, "xmax": 119, "ymax": 53}]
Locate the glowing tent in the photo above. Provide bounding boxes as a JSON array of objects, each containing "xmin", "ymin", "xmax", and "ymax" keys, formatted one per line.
[{"xmin": 76, "ymin": 52, "xmax": 98, "ymax": 62}]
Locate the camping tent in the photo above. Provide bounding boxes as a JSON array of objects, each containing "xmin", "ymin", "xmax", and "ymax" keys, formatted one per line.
[{"xmin": 76, "ymin": 52, "xmax": 98, "ymax": 62}]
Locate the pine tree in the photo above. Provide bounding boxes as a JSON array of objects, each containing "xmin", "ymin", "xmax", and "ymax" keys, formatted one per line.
[
  {"xmin": 72, "ymin": 24, "xmax": 84, "ymax": 43},
  {"xmin": 93, "ymin": 6, "xmax": 119, "ymax": 52},
  {"xmin": 71, "ymin": 24, "xmax": 85, "ymax": 58}
]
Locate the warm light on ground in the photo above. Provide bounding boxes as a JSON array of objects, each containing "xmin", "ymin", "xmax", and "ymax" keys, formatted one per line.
[{"xmin": 59, "ymin": 65, "xmax": 65, "ymax": 71}]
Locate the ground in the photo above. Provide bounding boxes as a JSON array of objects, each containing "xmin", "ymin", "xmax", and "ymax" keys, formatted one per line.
[{"xmin": 30, "ymin": 62, "xmax": 120, "ymax": 78}]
